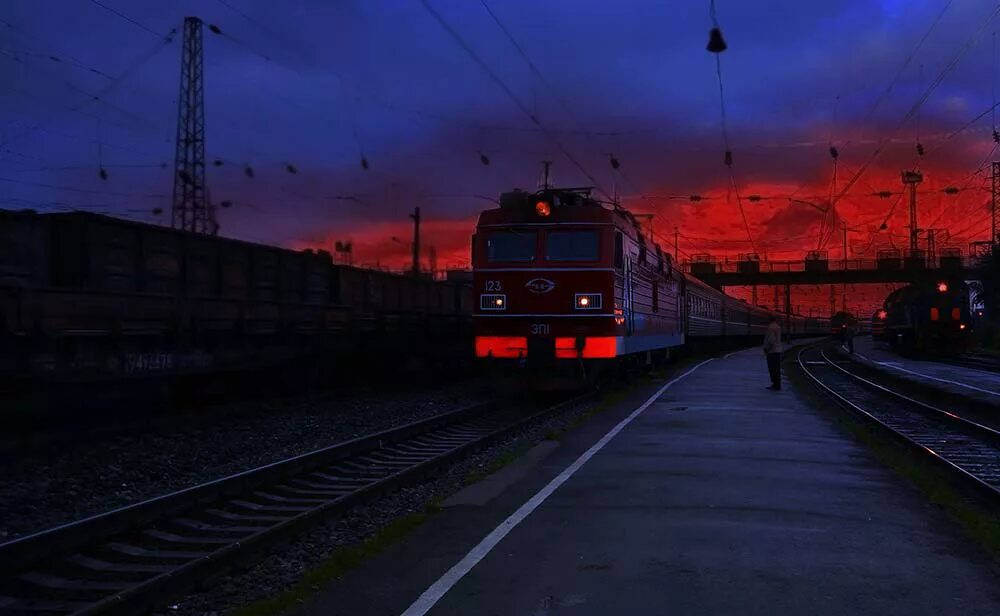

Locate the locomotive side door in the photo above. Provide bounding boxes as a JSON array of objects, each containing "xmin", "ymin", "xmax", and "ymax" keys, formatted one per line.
[{"xmin": 624, "ymin": 254, "xmax": 635, "ymax": 335}]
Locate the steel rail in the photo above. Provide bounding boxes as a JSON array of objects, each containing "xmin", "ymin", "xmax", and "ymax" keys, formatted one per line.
[
  {"xmin": 0, "ymin": 393, "xmax": 592, "ymax": 614},
  {"xmin": 797, "ymin": 344, "xmax": 1000, "ymax": 504}
]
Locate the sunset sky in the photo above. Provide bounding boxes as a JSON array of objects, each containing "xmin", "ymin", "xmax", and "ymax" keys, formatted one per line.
[{"xmin": 2, "ymin": 0, "xmax": 999, "ymax": 282}]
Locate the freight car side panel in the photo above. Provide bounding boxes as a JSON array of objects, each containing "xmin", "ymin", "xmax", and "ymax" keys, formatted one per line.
[
  {"xmin": 139, "ymin": 228, "xmax": 182, "ymax": 295},
  {"xmin": 185, "ymin": 235, "xmax": 220, "ymax": 297},
  {"xmin": 252, "ymin": 249, "xmax": 279, "ymax": 301},
  {"xmin": 219, "ymin": 244, "xmax": 250, "ymax": 298},
  {"xmin": 0, "ymin": 211, "xmax": 50, "ymax": 286}
]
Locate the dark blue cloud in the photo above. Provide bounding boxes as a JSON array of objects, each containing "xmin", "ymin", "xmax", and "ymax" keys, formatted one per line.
[{"xmin": 1, "ymin": 0, "xmax": 997, "ymax": 250}]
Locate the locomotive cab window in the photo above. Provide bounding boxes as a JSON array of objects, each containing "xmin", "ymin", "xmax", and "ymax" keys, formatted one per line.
[
  {"xmin": 614, "ymin": 232, "xmax": 624, "ymax": 269},
  {"xmin": 545, "ymin": 230, "xmax": 599, "ymax": 262},
  {"xmin": 486, "ymin": 231, "xmax": 536, "ymax": 262}
]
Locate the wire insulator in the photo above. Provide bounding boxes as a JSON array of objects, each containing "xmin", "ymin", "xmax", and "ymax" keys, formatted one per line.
[
  {"xmin": 480, "ymin": 153, "xmax": 490, "ymax": 166},
  {"xmin": 689, "ymin": 194, "xmax": 702, "ymax": 202},
  {"xmin": 208, "ymin": 24, "xmax": 222, "ymax": 34},
  {"xmin": 286, "ymin": 164, "xmax": 298, "ymax": 174},
  {"xmin": 724, "ymin": 150, "xmax": 733, "ymax": 166},
  {"xmin": 993, "ymin": 129, "xmax": 999, "ymax": 144},
  {"xmin": 748, "ymin": 194, "xmax": 761, "ymax": 202},
  {"xmin": 360, "ymin": 157, "xmax": 369, "ymax": 170},
  {"xmin": 916, "ymin": 142, "xmax": 925, "ymax": 156},
  {"xmin": 942, "ymin": 186, "xmax": 959, "ymax": 195},
  {"xmin": 876, "ymin": 191, "xmax": 892, "ymax": 199},
  {"xmin": 610, "ymin": 155, "xmax": 620, "ymax": 170},
  {"xmin": 98, "ymin": 167, "xmax": 108, "ymax": 180},
  {"xmin": 244, "ymin": 165, "xmax": 254, "ymax": 178},
  {"xmin": 707, "ymin": 27, "xmax": 727, "ymax": 53},
  {"xmin": 829, "ymin": 146, "xmax": 839, "ymax": 159},
  {"xmin": 213, "ymin": 159, "xmax": 224, "ymax": 166}
]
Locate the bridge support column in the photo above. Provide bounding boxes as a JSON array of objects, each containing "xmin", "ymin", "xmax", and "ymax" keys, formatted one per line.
[{"xmin": 784, "ymin": 284, "xmax": 792, "ymax": 316}]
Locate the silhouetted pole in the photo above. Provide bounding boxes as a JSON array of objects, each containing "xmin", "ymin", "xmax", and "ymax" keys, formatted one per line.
[
  {"xmin": 901, "ymin": 170, "xmax": 923, "ymax": 253},
  {"xmin": 992, "ymin": 161, "xmax": 999, "ymax": 245},
  {"xmin": 674, "ymin": 226, "xmax": 679, "ymax": 261},
  {"xmin": 842, "ymin": 223, "xmax": 848, "ymax": 313},
  {"xmin": 410, "ymin": 206, "xmax": 421, "ymax": 277}
]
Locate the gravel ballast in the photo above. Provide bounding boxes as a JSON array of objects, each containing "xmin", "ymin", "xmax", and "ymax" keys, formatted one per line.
[
  {"xmin": 151, "ymin": 391, "xmax": 611, "ymax": 616},
  {"xmin": 0, "ymin": 381, "xmax": 491, "ymax": 541}
]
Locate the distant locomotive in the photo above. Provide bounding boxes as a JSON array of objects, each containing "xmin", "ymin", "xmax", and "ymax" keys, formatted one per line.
[
  {"xmin": 883, "ymin": 280, "xmax": 971, "ymax": 354},
  {"xmin": 470, "ymin": 187, "xmax": 829, "ymax": 375},
  {"xmin": 871, "ymin": 308, "xmax": 888, "ymax": 342}
]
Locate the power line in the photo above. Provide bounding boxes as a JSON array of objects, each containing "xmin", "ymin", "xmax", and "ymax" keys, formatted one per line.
[
  {"xmin": 87, "ymin": 0, "xmax": 167, "ymax": 38},
  {"xmin": 2, "ymin": 30, "xmax": 177, "ymax": 146},
  {"xmin": 0, "ymin": 175, "xmax": 169, "ymax": 198},
  {"xmin": 832, "ymin": 2, "xmax": 1000, "ymax": 209},
  {"xmin": 856, "ymin": 1, "xmax": 955, "ymax": 130},
  {"xmin": 420, "ymin": 0, "xmax": 610, "ymax": 200},
  {"xmin": 0, "ymin": 18, "xmax": 114, "ymax": 79}
]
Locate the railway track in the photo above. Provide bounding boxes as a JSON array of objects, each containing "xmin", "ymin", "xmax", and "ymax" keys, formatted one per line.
[
  {"xmin": 0, "ymin": 394, "xmax": 590, "ymax": 615},
  {"xmin": 935, "ymin": 354, "xmax": 1000, "ymax": 374},
  {"xmin": 798, "ymin": 345, "xmax": 1000, "ymax": 502}
]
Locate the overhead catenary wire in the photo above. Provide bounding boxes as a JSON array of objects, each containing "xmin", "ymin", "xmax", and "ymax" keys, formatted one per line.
[
  {"xmin": 420, "ymin": 0, "xmax": 611, "ymax": 200},
  {"xmin": 87, "ymin": 0, "xmax": 171, "ymax": 39},
  {"xmin": 0, "ymin": 18, "xmax": 114, "ymax": 79},
  {"xmin": 2, "ymin": 29, "xmax": 177, "ymax": 147},
  {"xmin": 831, "ymin": 2, "xmax": 1000, "ymax": 210}
]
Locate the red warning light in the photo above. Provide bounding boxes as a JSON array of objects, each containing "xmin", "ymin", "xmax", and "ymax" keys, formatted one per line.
[
  {"xmin": 877, "ymin": 310, "xmax": 887, "ymax": 320},
  {"xmin": 535, "ymin": 200, "xmax": 551, "ymax": 217},
  {"xmin": 937, "ymin": 282, "xmax": 948, "ymax": 292}
]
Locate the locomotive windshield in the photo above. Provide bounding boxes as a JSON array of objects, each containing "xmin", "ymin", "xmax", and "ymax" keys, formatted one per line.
[
  {"xmin": 486, "ymin": 231, "xmax": 536, "ymax": 262},
  {"xmin": 545, "ymin": 230, "xmax": 599, "ymax": 261}
]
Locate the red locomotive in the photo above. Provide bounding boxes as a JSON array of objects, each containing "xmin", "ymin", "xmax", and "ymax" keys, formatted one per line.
[{"xmin": 471, "ymin": 187, "xmax": 828, "ymax": 374}]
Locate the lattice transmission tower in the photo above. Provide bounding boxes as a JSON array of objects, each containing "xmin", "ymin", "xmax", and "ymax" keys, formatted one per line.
[{"xmin": 171, "ymin": 17, "xmax": 217, "ymax": 234}]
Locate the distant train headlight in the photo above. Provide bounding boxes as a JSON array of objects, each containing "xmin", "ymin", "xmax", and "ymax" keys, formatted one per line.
[
  {"xmin": 960, "ymin": 323, "xmax": 967, "ymax": 330},
  {"xmin": 481, "ymin": 294, "xmax": 506, "ymax": 311},
  {"xmin": 937, "ymin": 282, "xmax": 948, "ymax": 292},
  {"xmin": 575, "ymin": 293, "xmax": 602, "ymax": 310}
]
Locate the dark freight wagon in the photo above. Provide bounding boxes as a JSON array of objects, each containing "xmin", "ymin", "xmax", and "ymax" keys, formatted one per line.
[{"xmin": 0, "ymin": 210, "xmax": 472, "ymax": 397}]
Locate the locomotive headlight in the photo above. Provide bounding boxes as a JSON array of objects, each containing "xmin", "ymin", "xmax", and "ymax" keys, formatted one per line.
[
  {"xmin": 960, "ymin": 323, "xmax": 967, "ymax": 330},
  {"xmin": 575, "ymin": 293, "xmax": 602, "ymax": 310},
  {"xmin": 481, "ymin": 294, "xmax": 506, "ymax": 311},
  {"xmin": 937, "ymin": 281, "xmax": 948, "ymax": 292}
]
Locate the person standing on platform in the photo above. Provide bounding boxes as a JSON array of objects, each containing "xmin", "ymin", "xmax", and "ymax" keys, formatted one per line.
[{"xmin": 763, "ymin": 315, "xmax": 782, "ymax": 391}]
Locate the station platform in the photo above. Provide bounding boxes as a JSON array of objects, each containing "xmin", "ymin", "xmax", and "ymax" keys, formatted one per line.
[
  {"xmin": 844, "ymin": 336, "xmax": 1000, "ymax": 408},
  {"xmin": 296, "ymin": 348, "xmax": 1000, "ymax": 616}
]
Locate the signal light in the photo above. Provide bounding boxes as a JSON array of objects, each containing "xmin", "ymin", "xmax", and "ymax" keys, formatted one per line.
[
  {"xmin": 937, "ymin": 282, "xmax": 948, "ymax": 293},
  {"xmin": 877, "ymin": 309, "xmax": 887, "ymax": 320},
  {"xmin": 960, "ymin": 323, "xmax": 967, "ymax": 330},
  {"xmin": 535, "ymin": 200, "xmax": 551, "ymax": 217}
]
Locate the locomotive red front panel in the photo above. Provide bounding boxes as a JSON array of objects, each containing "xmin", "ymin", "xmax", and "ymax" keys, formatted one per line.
[
  {"xmin": 471, "ymin": 189, "xmax": 683, "ymax": 362},
  {"xmin": 474, "ymin": 268, "xmax": 619, "ymax": 358}
]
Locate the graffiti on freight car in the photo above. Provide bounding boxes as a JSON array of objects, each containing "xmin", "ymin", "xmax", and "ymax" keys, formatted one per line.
[
  {"xmin": 124, "ymin": 352, "xmax": 174, "ymax": 373},
  {"xmin": 121, "ymin": 351, "xmax": 214, "ymax": 374}
]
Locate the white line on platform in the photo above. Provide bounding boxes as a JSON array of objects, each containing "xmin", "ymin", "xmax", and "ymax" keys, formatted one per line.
[
  {"xmin": 399, "ymin": 358, "xmax": 714, "ymax": 616},
  {"xmin": 875, "ymin": 362, "xmax": 1000, "ymax": 397}
]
